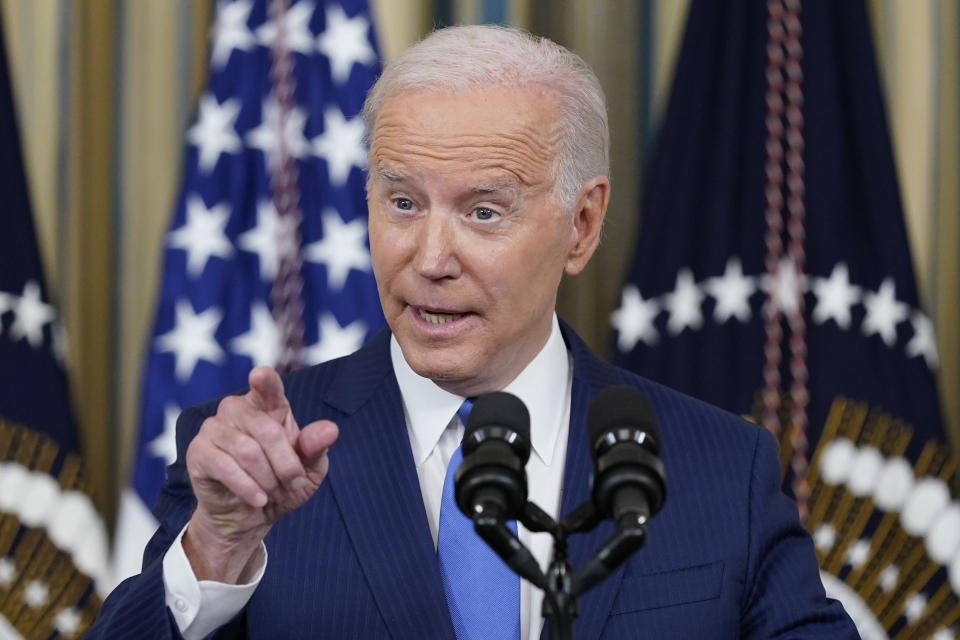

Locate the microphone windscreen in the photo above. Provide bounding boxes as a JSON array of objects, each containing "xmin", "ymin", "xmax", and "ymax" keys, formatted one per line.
[
  {"xmin": 465, "ymin": 391, "xmax": 531, "ymax": 441},
  {"xmin": 587, "ymin": 385, "xmax": 659, "ymax": 453}
]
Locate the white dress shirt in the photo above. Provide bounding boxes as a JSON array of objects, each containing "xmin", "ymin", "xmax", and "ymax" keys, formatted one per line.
[{"xmin": 164, "ymin": 314, "xmax": 572, "ymax": 640}]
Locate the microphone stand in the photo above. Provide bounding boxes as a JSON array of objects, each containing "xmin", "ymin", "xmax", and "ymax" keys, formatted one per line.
[{"xmin": 475, "ymin": 500, "xmax": 651, "ymax": 639}]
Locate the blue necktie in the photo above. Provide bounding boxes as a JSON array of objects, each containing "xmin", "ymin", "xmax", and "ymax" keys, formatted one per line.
[{"xmin": 437, "ymin": 399, "xmax": 521, "ymax": 640}]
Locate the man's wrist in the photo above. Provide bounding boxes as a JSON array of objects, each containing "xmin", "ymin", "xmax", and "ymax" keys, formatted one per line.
[{"xmin": 182, "ymin": 513, "xmax": 270, "ymax": 584}]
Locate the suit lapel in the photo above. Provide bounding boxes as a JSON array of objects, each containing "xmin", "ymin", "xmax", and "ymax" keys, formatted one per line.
[
  {"xmin": 546, "ymin": 323, "xmax": 627, "ymax": 640},
  {"xmin": 324, "ymin": 332, "xmax": 455, "ymax": 639}
]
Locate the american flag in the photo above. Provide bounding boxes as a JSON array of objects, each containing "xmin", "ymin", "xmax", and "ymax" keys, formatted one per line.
[
  {"xmin": 112, "ymin": 0, "xmax": 384, "ymax": 586},
  {"xmin": 612, "ymin": 1, "xmax": 957, "ymax": 637},
  {"xmin": 0, "ymin": 11, "xmax": 109, "ymax": 637}
]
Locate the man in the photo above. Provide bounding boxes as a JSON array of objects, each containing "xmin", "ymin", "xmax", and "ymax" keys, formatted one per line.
[{"xmin": 88, "ymin": 25, "xmax": 857, "ymax": 639}]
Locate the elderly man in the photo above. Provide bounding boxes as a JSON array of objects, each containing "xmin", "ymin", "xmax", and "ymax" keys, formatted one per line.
[{"xmin": 88, "ymin": 25, "xmax": 857, "ymax": 639}]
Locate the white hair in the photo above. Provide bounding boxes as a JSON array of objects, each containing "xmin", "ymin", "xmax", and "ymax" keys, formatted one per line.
[{"xmin": 362, "ymin": 24, "xmax": 609, "ymax": 209}]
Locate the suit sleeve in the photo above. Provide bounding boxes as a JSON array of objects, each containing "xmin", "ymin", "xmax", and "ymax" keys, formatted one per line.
[
  {"xmin": 85, "ymin": 404, "xmax": 247, "ymax": 639},
  {"xmin": 740, "ymin": 428, "xmax": 860, "ymax": 638}
]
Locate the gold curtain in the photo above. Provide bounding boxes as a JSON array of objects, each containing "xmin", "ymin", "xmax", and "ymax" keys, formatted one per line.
[{"xmin": 1, "ymin": 0, "xmax": 957, "ymax": 520}]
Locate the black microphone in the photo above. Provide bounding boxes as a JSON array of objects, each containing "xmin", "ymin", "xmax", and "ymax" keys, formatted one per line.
[
  {"xmin": 455, "ymin": 391, "xmax": 531, "ymax": 523},
  {"xmin": 454, "ymin": 391, "xmax": 546, "ymax": 589},
  {"xmin": 588, "ymin": 385, "xmax": 666, "ymax": 529}
]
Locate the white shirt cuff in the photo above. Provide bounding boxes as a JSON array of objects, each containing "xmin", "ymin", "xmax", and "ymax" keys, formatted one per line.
[{"xmin": 162, "ymin": 523, "xmax": 267, "ymax": 640}]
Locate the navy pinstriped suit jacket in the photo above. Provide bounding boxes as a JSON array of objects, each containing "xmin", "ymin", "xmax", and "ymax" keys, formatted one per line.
[{"xmin": 88, "ymin": 322, "xmax": 857, "ymax": 638}]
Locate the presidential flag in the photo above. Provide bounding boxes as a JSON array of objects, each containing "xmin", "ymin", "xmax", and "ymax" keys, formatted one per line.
[
  {"xmin": 112, "ymin": 0, "xmax": 384, "ymax": 586},
  {"xmin": 0, "ymin": 12, "xmax": 110, "ymax": 638},
  {"xmin": 611, "ymin": 1, "xmax": 957, "ymax": 637}
]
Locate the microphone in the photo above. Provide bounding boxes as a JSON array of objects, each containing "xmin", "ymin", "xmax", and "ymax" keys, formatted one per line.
[
  {"xmin": 588, "ymin": 385, "xmax": 666, "ymax": 529},
  {"xmin": 454, "ymin": 391, "xmax": 545, "ymax": 589},
  {"xmin": 455, "ymin": 391, "xmax": 531, "ymax": 523}
]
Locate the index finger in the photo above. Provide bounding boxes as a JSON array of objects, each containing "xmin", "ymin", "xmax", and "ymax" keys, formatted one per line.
[{"xmin": 247, "ymin": 366, "xmax": 290, "ymax": 423}]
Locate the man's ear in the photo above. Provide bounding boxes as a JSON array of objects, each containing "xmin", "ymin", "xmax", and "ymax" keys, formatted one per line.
[{"xmin": 565, "ymin": 175, "xmax": 610, "ymax": 276}]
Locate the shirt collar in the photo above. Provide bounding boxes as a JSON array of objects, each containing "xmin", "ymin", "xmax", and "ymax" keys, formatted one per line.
[{"xmin": 391, "ymin": 314, "xmax": 570, "ymax": 467}]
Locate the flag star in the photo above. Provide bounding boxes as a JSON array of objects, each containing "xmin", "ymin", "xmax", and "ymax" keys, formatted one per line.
[
  {"xmin": 904, "ymin": 592, "xmax": 927, "ymax": 623},
  {"xmin": 23, "ymin": 580, "xmax": 49, "ymax": 608},
  {"xmin": 813, "ymin": 523, "xmax": 836, "ymax": 551},
  {"xmin": 246, "ymin": 97, "xmax": 311, "ymax": 172},
  {"xmin": 705, "ymin": 257, "xmax": 755, "ymax": 323},
  {"xmin": 230, "ymin": 303, "xmax": 280, "ymax": 368},
  {"xmin": 210, "ymin": 0, "xmax": 255, "ymax": 68},
  {"xmin": 861, "ymin": 278, "xmax": 909, "ymax": 346},
  {"xmin": 663, "ymin": 269, "xmax": 705, "ymax": 335},
  {"xmin": 932, "ymin": 628, "xmax": 957, "ymax": 640},
  {"xmin": 811, "ymin": 263, "xmax": 860, "ymax": 329},
  {"xmin": 880, "ymin": 565, "xmax": 899, "ymax": 592},
  {"xmin": 53, "ymin": 607, "xmax": 82, "ymax": 635},
  {"xmin": 148, "ymin": 404, "xmax": 181, "ymax": 467},
  {"xmin": 187, "ymin": 94, "xmax": 242, "ymax": 172},
  {"xmin": 610, "ymin": 285, "xmax": 660, "ymax": 351},
  {"xmin": 304, "ymin": 313, "xmax": 367, "ymax": 364},
  {"xmin": 9, "ymin": 280, "xmax": 56, "ymax": 348},
  {"xmin": 255, "ymin": 0, "xmax": 317, "ymax": 55},
  {"xmin": 845, "ymin": 538, "xmax": 871, "ymax": 568},
  {"xmin": 168, "ymin": 196, "xmax": 234, "ymax": 277},
  {"xmin": 0, "ymin": 557, "xmax": 15, "ymax": 586},
  {"xmin": 761, "ymin": 257, "xmax": 806, "ymax": 315},
  {"xmin": 155, "ymin": 299, "xmax": 225, "ymax": 381},
  {"xmin": 305, "ymin": 209, "xmax": 371, "ymax": 290},
  {"xmin": 311, "ymin": 106, "xmax": 366, "ymax": 186},
  {"xmin": 238, "ymin": 200, "xmax": 300, "ymax": 281},
  {"xmin": 906, "ymin": 312, "xmax": 938, "ymax": 369},
  {"xmin": 316, "ymin": 4, "xmax": 376, "ymax": 84}
]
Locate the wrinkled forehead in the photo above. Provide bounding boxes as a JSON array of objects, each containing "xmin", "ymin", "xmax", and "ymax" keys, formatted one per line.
[{"xmin": 368, "ymin": 87, "xmax": 563, "ymax": 188}]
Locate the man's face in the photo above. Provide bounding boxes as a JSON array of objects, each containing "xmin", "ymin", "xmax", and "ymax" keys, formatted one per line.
[{"xmin": 367, "ymin": 87, "xmax": 603, "ymax": 396}]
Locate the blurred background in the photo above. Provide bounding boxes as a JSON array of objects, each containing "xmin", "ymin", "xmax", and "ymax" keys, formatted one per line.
[{"xmin": 0, "ymin": 0, "xmax": 958, "ymax": 635}]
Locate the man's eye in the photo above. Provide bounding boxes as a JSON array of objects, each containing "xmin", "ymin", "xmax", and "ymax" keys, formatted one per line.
[
  {"xmin": 473, "ymin": 207, "xmax": 497, "ymax": 221},
  {"xmin": 393, "ymin": 198, "xmax": 414, "ymax": 211}
]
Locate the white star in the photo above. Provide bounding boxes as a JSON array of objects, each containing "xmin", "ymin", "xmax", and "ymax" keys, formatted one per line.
[
  {"xmin": 187, "ymin": 93, "xmax": 242, "ymax": 172},
  {"xmin": 904, "ymin": 592, "xmax": 927, "ymax": 623},
  {"xmin": 9, "ymin": 280, "xmax": 56, "ymax": 348},
  {"xmin": 53, "ymin": 607, "xmax": 82, "ymax": 635},
  {"xmin": 168, "ymin": 196, "xmax": 234, "ymax": 277},
  {"xmin": 906, "ymin": 312, "xmax": 938, "ymax": 369},
  {"xmin": 23, "ymin": 580, "xmax": 49, "ymax": 608},
  {"xmin": 238, "ymin": 200, "xmax": 300, "ymax": 281},
  {"xmin": 880, "ymin": 565, "xmax": 899, "ymax": 592},
  {"xmin": 210, "ymin": 0, "xmax": 255, "ymax": 68},
  {"xmin": 811, "ymin": 263, "xmax": 860, "ymax": 329},
  {"xmin": 610, "ymin": 285, "xmax": 660, "ymax": 351},
  {"xmin": 0, "ymin": 557, "xmax": 15, "ymax": 586},
  {"xmin": 304, "ymin": 314, "xmax": 366, "ymax": 365},
  {"xmin": 148, "ymin": 404, "xmax": 181, "ymax": 467},
  {"xmin": 760, "ymin": 257, "xmax": 806, "ymax": 316},
  {"xmin": 862, "ymin": 278, "xmax": 909, "ymax": 346},
  {"xmin": 304, "ymin": 209, "xmax": 371, "ymax": 290},
  {"xmin": 255, "ymin": 0, "xmax": 316, "ymax": 54},
  {"xmin": 813, "ymin": 523, "xmax": 836, "ymax": 551},
  {"xmin": 311, "ymin": 106, "xmax": 367, "ymax": 186},
  {"xmin": 663, "ymin": 269, "xmax": 704, "ymax": 335},
  {"xmin": 704, "ymin": 257, "xmax": 755, "ymax": 323},
  {"xmin": 932, "ymin": 628, "xmax": 957, "ymax": 640},
  {"xmin": 155, "ymin": 299, "xmax": 225, "ymax": 381},
  {"xmin": 845, "ymin": 538, "xmax": 871, "ymax": 568},
  {"xmin": 316, "ymin": 4, "xmax": 376, "ymax": 84},
  {"xmin": 246, "ymin": 96, "xmax": 311, "ymax": 172},
  {"xmin": 230, "ymin": 303, "xmax": 280, "ymax": 368}
]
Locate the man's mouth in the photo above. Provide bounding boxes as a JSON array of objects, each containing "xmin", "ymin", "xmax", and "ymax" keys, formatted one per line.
[{"xmin": 417, "ymin": 308, "xmax": 468, "ymax": 325}]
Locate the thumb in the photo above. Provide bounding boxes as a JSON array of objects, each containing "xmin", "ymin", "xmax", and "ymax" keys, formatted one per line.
[
  {"xmin": 247, "ymin": 366, "xmax": 291, "ymax": 423},
  {"xmin": 297, "ymin": 420, "xmax": 339, "ymax": 485}
]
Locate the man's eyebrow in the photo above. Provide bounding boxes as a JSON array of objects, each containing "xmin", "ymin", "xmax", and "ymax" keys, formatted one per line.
[{"xmin": 470, "ymin": 181, "xmax": 519, "ymax": 195}]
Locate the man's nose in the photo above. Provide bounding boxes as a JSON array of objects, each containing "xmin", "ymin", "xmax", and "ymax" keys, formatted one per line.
[{"xmin": 413, "ymin": 211, "xmax": 461, "ymax": 280}]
